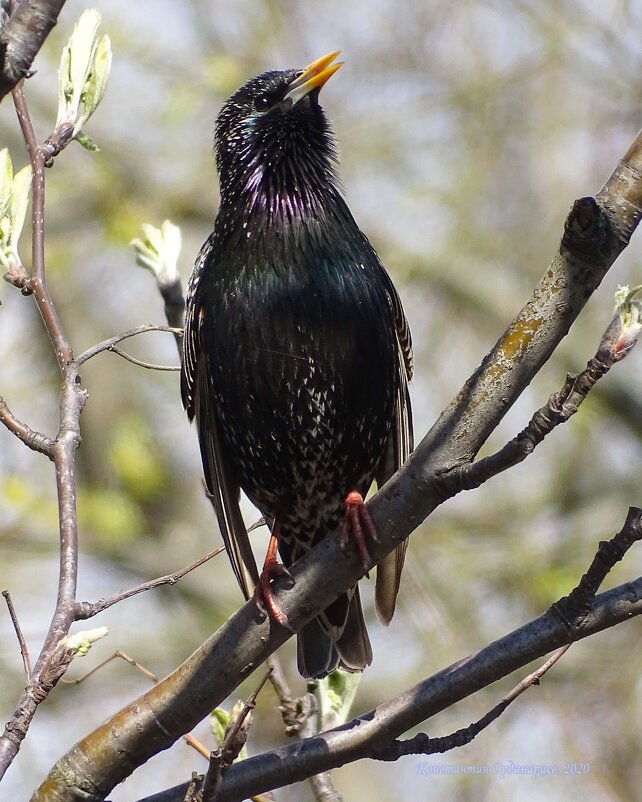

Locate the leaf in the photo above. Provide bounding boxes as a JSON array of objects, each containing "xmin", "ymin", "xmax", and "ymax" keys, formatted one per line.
[
  {"xmin": 74, "ymin": 130, "xmax": 99, "ymax": 151},
  {"xmin": 9, "ymin": 164, "xmax": 32, "ymax": 250},
  {"xmin": 0, "ymin": 149, "xmax": 14, "ymax": 220},
  {"xmin": 78, "ymin": 33, "xmax": 112, "ymax": 131},
  {"xmin": 56, "ymin": 9, "xmax": 111, "ymax": 139},
  {"xmin": 68, "ymin": 9, "xmax": 101, "ymax": 106},
  {"xmin": 130, "ymin": 220, "xmax": 182, "ymax": 286}
]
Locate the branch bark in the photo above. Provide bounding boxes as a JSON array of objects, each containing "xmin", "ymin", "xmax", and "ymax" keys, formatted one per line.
[
  {"xmin": 0, "ymin": 0, "xmax": 67, "ymax": 101},
  {"xmin": 29, "ymin": 127, "xmax": 642, "ymax": 801},
  {"xmin": 135, "ymin": 575, "xmax": 642, "ymax": 802}
]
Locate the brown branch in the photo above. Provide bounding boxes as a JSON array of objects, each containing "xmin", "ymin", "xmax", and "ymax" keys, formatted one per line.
[
  {"xmin": 0, "ymin": 76, "xmax": 86, "ymax": 782},
  {"xmin": 371, "ymin": 645, "xmax": 571, "ymax": 760},
  {"xmin": 203, "ymin": 669, "xmax": 273, "ymax": 802},
  {"xmin": 75, "ymin": 546, "xmax": 225, "ymax": 619},
  {"xmin": 13, "ymin": 82, "xmax": 73, "ymax": 370},
  {"xmin": 62, "ymin": 651, "xmax": 211, "ymax": 759},
  {"xmin": 0, "ymin": 396, "xmax": 54, "ymax": 456},
  {"xmin": 432, "ymin": 310, "xmax": 630, "ymax": 502},
  {"xmin": 30, "ymin": 126, "xmax": 642, "ymax": 802},
  {"xmin": 0, "ymin": 0, "xmax": 67, "ymax": 101},
  {"xmin": 12, "ymin": 83, "xmax": 37, "ymax": 161},
  {"xmin": 134, "ymin": 574, "xmax": 642, "ymax": 802},
  {"xmin": 2, "ymin": 590, "xmax": 32, "ymax": 680},
  {"xmin": 75, "ymin": 324, "xmax": 183, "ymax": 366},
  {"xmin": 107, "ymin": 346, "xmax": 181, "ymax": 371}
]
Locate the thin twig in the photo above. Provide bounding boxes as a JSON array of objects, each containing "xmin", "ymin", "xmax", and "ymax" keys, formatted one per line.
[
  {"xmin": 13, "ymin": 82, "xmax": 73, "ymax": 369},
  {"xmin": 225, "ymin": 666, "xmax": 273, "ymax": 747},
  {"xmin": 12, "ymin": 83, "xmax": 37, "ymax": 162},
  {"xmin": 61, "ymin": 650, "xmax": 158, "ymax": 686},
  {"xmin": 553, "ymin": 506, "xmax": 642, "ymax": 625},
  {"xmin": 2, "ymin": 590, "xmax": 32, "ymax": 680},
  {"xmin": 0, "ymin": 85, "xmax": 85, "ymax": 782},
  {"xmin": 108, "ymin": 346, "xmax": 181, "ymax": 371},
  {"xmin": 432, "ymin": 325, "xmax": 624, "ymax": 504},
  {"xmin": 75, "ymin": 324, "xmax": 184, "ymax": 366},
  {"xmin": 0, "ymin": 397, "xmax": 54, "ymax": 456},
  {"xmin": 62, "ymin": 651, "xmax": 211, "ymax": 759},
  {"xmin": 203, "ymin": 668, "xmax": 274, "ymax": 802},
  {"xmin": 75, "ymin": 546, "xmax": 226, "ymax": 619},
  {"xmin": 371, "ymin": 645, "xmax": 571, "ymax": 760}
]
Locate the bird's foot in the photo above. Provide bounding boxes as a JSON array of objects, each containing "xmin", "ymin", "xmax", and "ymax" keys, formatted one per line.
[
  {"xmin": 253, "ymin": 526, "xmax": 295, "ymax": 630},
  {"xmin": 340, "ymin": 491, "xmax": 377, "ymax": 573},
  {"xmin": 253, "ymin": 562, "xmax": 295, "ymax": 630}
]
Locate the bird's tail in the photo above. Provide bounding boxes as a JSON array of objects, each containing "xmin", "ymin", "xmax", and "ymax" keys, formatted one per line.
[{"xmin": 297, "ymin": 586, "xmax": 372, "ymax": 679}]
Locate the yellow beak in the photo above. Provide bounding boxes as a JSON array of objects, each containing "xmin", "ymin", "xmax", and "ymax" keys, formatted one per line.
[{"xmin": 285, "ymin": 51, "xmax": 343, "ymax": 105}]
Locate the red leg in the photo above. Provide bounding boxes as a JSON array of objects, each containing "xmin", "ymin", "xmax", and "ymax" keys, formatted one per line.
[
  {"xmin": 340, "ymin": 490, "xmax": 378, "ymax": 571},
  {"xmin": 253, "ymin": 518, "xmax": 294, "ymax": 630}
]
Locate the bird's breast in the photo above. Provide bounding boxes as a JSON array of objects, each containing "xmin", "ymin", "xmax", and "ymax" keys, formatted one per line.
[{"xmin": 201, "ymin": 228, "xmax": 397, "ymax": 533}]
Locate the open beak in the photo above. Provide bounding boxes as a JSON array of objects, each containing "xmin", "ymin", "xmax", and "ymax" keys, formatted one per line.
[{"xmin": 285, "ymin": 51, "xmax": 343, "ymax": 105}]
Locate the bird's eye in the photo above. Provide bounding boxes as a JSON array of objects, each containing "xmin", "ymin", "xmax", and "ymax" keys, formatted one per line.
[{"xmin": 254, "ymin": 95, "xmax": 272, "ymax": 112}]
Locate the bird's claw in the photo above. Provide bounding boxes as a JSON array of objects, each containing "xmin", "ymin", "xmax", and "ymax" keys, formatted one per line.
[
  {"xmin": 340, "ymin": 491, "xmax": 377, "ymax": 573},
  {"xmin": 253, "ymin": 561, "xmax": 295, "ymax": 631}
]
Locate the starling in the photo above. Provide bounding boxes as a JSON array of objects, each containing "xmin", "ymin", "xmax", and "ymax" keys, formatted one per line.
[{"xmin": 181, "ymin": 52, "xmax": 413, "ymax": 678}]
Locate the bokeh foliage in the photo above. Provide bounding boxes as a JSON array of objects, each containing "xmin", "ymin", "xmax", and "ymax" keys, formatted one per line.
[{"xmin": 1, "ymin": 1, "xmax": 642, "ymax": 800}]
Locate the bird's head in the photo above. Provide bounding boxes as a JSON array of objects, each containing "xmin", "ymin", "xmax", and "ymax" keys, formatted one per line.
[{"xmin": 214, "ymin": 52, "xmax": 343, "ymax": 215}]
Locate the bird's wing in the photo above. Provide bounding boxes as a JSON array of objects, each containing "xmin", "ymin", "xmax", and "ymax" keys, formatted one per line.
[
  {"xmin": 181, "ymin": 266, "xmax": 259, "ymax": 600},
  {"xmin": 374, "ymin": 270, "xmax": 414, "ymax": 625}
]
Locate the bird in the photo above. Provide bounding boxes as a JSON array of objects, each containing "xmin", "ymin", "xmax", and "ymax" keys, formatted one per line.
[{"xmin": 181, "ymin": 51, "xmax": 413, "ymax": 679}]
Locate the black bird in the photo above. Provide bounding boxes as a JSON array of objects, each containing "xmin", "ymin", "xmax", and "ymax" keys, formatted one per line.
[{"xmin": 181, "ymin": 52, "xmax": 413, "ymax": 678}]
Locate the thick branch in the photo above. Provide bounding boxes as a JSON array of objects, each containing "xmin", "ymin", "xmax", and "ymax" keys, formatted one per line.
[
  {"xmin": 137, "ymin": 577, "xmax": 642, "ymax": 802},
  {"xmin": 29, "ymin": 127, "xmax": 642, "ymax": 802},
  {"xmin": 0, "ymin": 0, "xmax": 67, "ymax": 101},
  {"xmin": 433, "ymin": 331, "xmax": 617, "ymax": 501}
]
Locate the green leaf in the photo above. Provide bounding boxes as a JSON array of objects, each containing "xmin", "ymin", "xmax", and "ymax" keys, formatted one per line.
[
  {"xmin": 131, "ymin": 220, "xmax": 182, "ymax": 287},
  {"xmin": 74, "ymin": 130, "xmax": 99, "ymax": 151},
  {"xmin": 55, "ymin": 9, "xmax": 111, "ymax": 145},
  {"xmin": 68, "ymin": 9, "xmax": 101, "ymax": 106},
  {"xmin": 78, "ymin": 33, "xmax": 112, "ymax": 131},
  {"xmin": 211, "ymin": 708, "xmax": 231, "ymax": 743},
  {"xmin": 316, "ymin": 669, "xmax": 361, "ymax": 728},
  {"xmin": 9, "ymin": 164, "xmax": 32, "ymax": 250},
  {"xmin": 0, "ymin": 149, "xmax": 14, "ymax": 220}
]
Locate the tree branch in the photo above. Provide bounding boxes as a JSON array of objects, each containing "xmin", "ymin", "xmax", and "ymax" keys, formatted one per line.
[
  {"xmin": 2, "ymin": 590, "xmax": 33, "ymax": 680},
  {"xmin": 0, "ymin": 67, "xmax": 86, "ymax": 781},
  {"xmin": 75, "ymin": 324, "xmax": 183, "ymax": 366},
  {"xmin": 369, "ymin": 645, "xmax": 572, "ymax": 760},
  {"xmin": 432, "ymin": 307, "xmax": 628, "ymax": 501},
  {"xmin": 130, "ymin": 507, "xmax": 642, "ymax": 800},
  {"xmin": 0, "ymin": 0, "xmax": 67, "ymax": 101},
  {"xmin": 103, "ymin": 346, "xmax": 181, "ymax": 371},
  {"xmin": 28, "ymin": 126, "xmax": 642, "ymax": 802},
  {"xmin": 13, "ymin": 79, "xmax": 73, "ymax": 369},
  {"xmin": 75, "ymin": 546, "xmax": 225, "ymax": 620},
  {"xmin": 0, "ymin": 396, "xmax": 54, "ymax": 455},
  {"xmin": 136, "ymin": 575, "xmax": 642, "ymax": 802}
]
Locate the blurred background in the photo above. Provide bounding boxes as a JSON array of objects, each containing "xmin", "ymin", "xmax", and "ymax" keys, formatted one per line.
[{"xmin": 2, "ymin": 0, "xmax": 642, "ymax": 800}]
